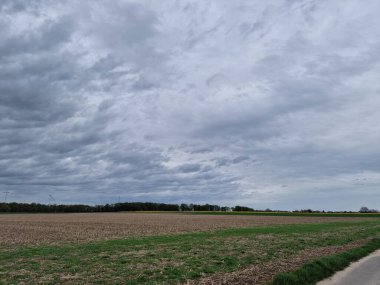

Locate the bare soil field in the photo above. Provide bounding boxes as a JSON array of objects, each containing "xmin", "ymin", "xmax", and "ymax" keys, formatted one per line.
[{"xmin": 0, "ymin": 212, "xmax": 369, "ymax": 246}]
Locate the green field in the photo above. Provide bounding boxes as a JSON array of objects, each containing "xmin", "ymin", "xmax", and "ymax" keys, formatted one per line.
[
  {"xmin": 1, "ymin": 218, "xmax": 380, "ymax": 285},
  {"xmin": 184, "ymin": 211, "xmax": 380, "ymax": 218}
]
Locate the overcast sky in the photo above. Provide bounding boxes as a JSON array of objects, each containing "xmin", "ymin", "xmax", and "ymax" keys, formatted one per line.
[{"xmin": 1, "ymin": 0, "xmax": 380, "ymax": 210}]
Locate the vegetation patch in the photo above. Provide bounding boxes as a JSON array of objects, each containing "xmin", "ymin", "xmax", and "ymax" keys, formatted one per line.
[
  {"xmin": 187, "ymin": 239, "xmax": 369, "ymax": 285},
  {"xmin": 186, "ymin": 211, "xmax": 380, "ymax": 218},
  {"xmin": 1, "ymin": 220, "xmax": 380, "ymax": 284},
  {"xmin": 269, "ymin": 238, "xmax": 380, "ymax": 285}
]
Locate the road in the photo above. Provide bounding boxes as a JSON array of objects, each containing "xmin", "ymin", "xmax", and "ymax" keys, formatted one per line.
[{"xmin": 317, "ymin": 249, "xmax": 380, "ymax": 285}]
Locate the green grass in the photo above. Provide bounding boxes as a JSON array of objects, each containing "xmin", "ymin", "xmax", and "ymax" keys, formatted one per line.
[
  {"xmin": 181, "ymin": 211, "xmax": 380, "ymax": 218},
  {"xmin": 269, "ymin": 238, "xmax": 380, "ymax": 285},
  {"xmin": 1, "ymin": 220, "xmax": 380, "ymax": 284}
]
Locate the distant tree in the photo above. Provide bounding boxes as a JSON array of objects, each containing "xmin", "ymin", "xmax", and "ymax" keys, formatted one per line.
[
  {"xmin": 233, "ymin": 205, "xmax": 254, "ymax": 212},
  {"xmin": 359, "ymin": 206, "xmax": 370, "ymax": 213},
  {"xmin": 359, "ymin": 206, "xmax": 378, "ymax": 213},
  {"xmin": 0, "ymin": 203, "xmax": 10, "ymax": 212},
  {"xmin": 300, "ymin": 209, "xmax": 313, "ymax": 213}
]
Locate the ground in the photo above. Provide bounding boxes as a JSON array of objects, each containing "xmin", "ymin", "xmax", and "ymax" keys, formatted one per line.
[{"xmin": 0, "ymin": 212, "xmax": 379, "ymax": 284}]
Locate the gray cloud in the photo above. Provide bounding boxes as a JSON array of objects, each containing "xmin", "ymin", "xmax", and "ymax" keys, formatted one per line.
[
  {"xmin": 176, "ymin": 163, "xmax": 202, "ymax": 173},
  {"xmin": 1, "ymin": 0, "xmax": 380, "ymax": 210}
]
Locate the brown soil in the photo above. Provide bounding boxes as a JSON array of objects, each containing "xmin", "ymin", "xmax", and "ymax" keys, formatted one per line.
[
  {"xmin": 183, "ymin": 239, "xmax": 369, "ymax": 285},
  {"xmin": 0, "ymin": 212, "xmax": 367, "ymax": 246}
]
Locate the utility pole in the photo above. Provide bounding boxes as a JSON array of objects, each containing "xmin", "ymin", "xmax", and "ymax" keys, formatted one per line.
[
  {"xmin": 49, "ymin": 195, "xmax": 57, "ymax": 213},
  {"xmin": 48, "ymin": 194, "xmax": 56, "ymax": 205},
  {"xmin": 3, "ymin": 191, "xmax": 9, "ymax": 202}
]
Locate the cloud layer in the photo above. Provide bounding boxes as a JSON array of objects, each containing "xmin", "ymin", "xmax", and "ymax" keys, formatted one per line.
[{"xmin": 1, "ymin": 0, "xmax": 380, "ymax": 210}]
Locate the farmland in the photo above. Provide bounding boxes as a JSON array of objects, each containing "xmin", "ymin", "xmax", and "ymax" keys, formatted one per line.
[
  {"xmin": 0, "ymin": 212, "xmax": 373, "ymax": 246},
  {"xmin": 1, "ymin": 213, "xmax": 380, "ymax": 284}
]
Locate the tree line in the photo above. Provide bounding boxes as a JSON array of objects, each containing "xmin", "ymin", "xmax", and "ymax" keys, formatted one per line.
[
  {"xmin": 0, "ymin": 202, "xmax": 254, "ymax": 213},
  {"xmin": 1, "ymin": 202, "xmax": 376, "ymax": 214}
]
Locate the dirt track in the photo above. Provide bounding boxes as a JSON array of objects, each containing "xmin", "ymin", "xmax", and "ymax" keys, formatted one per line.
[{"xmin": 0, "ymin": 212, "xmax": 368, "ymax": 246}]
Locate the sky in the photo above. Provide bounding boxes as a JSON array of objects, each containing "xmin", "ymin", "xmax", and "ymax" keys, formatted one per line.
[{"xmin": 1, "ymin": 0, "xmax": 380, "ymax": 211}]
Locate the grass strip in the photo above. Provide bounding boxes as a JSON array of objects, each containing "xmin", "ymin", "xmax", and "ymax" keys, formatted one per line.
[
  {"xmin": 269, "ymin": 238, "xmax": 380, "ymax": 285},
  {"xmin": 181, "ymin": 211, "xmax": 380, "ymax": 218}
]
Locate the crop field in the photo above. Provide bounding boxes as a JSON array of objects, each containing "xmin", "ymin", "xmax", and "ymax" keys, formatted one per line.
[
  {"xmin": 0, "ymin": 212, "xmax": 372, "ymax": 246},
  {"xmin": 1, "ymin": 213, "xmax": 380, "ymax": 284}
]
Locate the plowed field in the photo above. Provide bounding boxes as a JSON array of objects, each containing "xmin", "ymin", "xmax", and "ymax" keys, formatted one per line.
[{"xmin": 0, "ymin": 212, "xmax": 369, "ymax": 246}]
